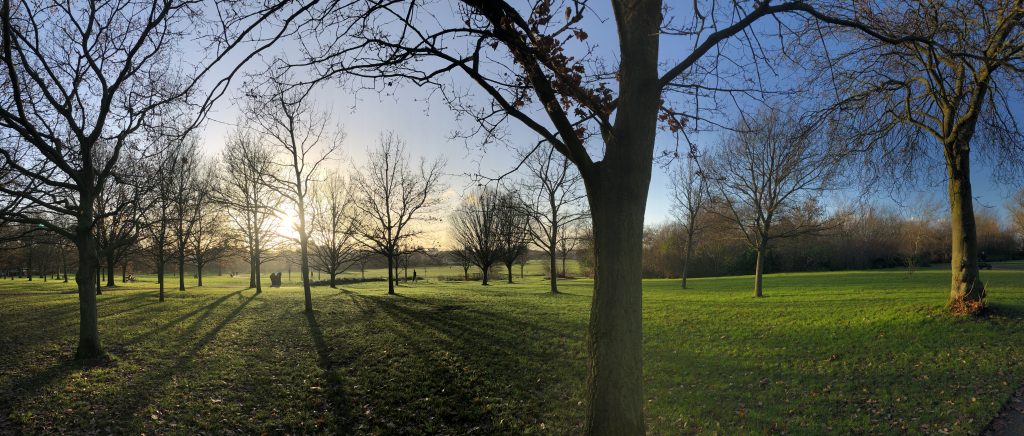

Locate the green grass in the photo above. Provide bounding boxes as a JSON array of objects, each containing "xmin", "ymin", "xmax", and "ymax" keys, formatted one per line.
[{"xmin": 2, "ymin": 266, "xmax": 1023, "ymax": 434}]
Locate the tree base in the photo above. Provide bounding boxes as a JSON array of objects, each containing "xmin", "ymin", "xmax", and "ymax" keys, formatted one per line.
[
  {"xmin": 949, "ymin": 295, "xmax": 986, "ymax": 315},
  {"xmin": 949, "ymin": 278, "xmax": 986, "ymax": 315}
]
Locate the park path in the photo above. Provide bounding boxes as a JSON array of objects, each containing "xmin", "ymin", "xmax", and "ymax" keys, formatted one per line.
[{"xmin": 985, "ymin": 385, "xmax": 1024, "ymax": 435}]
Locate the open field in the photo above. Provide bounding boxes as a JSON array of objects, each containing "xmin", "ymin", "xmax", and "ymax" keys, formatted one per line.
[{"xmin": 2, "ymin": 266, "xmax": 1024, "ymax": 434}]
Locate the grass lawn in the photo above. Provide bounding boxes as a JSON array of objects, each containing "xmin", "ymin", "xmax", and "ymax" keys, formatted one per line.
[{"xmin": 2, "ymin": 266, "xmax": 1024, "ymax": 434}]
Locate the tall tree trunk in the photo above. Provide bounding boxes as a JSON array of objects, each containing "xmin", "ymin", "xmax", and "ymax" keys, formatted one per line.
[
  {"xmin": 582, "ymin": 2, "xmax": 659, "ymax": 432},
  {"xmin": 329, "ymin": 272, "xmax": 336, "ymax": 289},
  {"xmin": 254, "ymin": 252, "xmax": 262, "ymax": 294},
  {"xmin": 754, "ymin": 241, "xmax": 766, "ymax": 298},
  {"xmin": 74, "ymin": 227, "xmax": 102, "ymax": 359},
  {"xmin": 178, "ymin": 246, "xmax": 186, "ymax": 291},
  {"xmin": 946, "ymin": 143, "xmax": 985, "ymax": 313},
  {"xmin": 386, "ymin": 253, "xmax": 395, "ymax": 294},
  {"xmin": 506, "ymin": 263, "xmax": 513, "ymax": 284},
  {"xmin": 585, "ymin": 179, "xmax": 648, "ymax": 436},
  {"xmin": 482, "ymin": 265, "xmax": 489, "ymax": 285},
  {"xmin": 681, "ymin": 230, "xmax": 694, "ymax": 289},
  {"xmin": 197, "ymin": 263, "xmax": 204, "ymax": 287},
  {"xmin": 249, "ymin": 248, "xmax": 257, "ymax": 289},
  {"xmin": 95, "ymin": 265, "xmax": 101, "ymax": 294},
  {"xmin": 549, "ymin": 236, "xmax": 559, "ymax": 294},
  {"xmin": 121, "ymin": 262, "xmax": 127, "ymax": 283},
  {"xmin": 158, "ymin": 254, "xmax": 165, "ymax": 302},
  {"xmin": 462, "ymin": 265, "xmax": 469, "ymax": 281},
  {"xmin": 300, "ymin": 229, "xmax": 313, "ymax": 312},
  {"xmin": 106, "ymin": 252, "xmax": 115, "ymax": 287}
]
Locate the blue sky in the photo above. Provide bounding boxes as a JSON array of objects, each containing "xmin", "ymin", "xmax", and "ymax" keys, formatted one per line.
[{"xmin": 195, "ymin": 1, "xmax": 1023, "ymax": 229}]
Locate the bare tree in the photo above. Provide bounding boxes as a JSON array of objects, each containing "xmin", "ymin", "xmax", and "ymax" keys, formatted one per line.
[
  {"xmin": 1011, "ymin": 189, "xmax": 1024, "ymax": 252},
  {"xmin": 309, "ymin": 174, "xmax": 360, "ymax": 288},
  {"xmin": 669, "ymin": 157, "xmax": 710, "ymax": 289},
  {"xmin": 495, "ymin": 191, "xmax": 531, "ymax": 284},
  {"xmin": 242, "ymin": 73, "xmax": 342, "ymax": 311},
  {"xmin": 352, "ymin": 132, "xmax": 445, "ymax": 295},
  {"xmin": 141, "ymin": 143, "xmax": 191, "ymax": 302},
  {"xmin": 708, "ymin": 108, "xmax": 845, "ymax": 297},
  {"xmin": 449, "ymin": 246, "xmax": 474, "ymax": 281},
  {"xmin": 450, "ymin": 188, "xmax": 502, "ymax": 285},
  {"xmin": 94, "ymin": 160, "xmax": 146, "ymax": 289},
  {"xmin": 169, "ymin": 141, "xmax": 204, "ymax": 292},
  {"xmin": 803, "ymin": 1, "xmax": 1024, "ymax": 313},
  {"xmin": 523, "ymin": 145, "xmax": 586, "ymax": 293},
  {"xmin": 217, "ymin": 130, "xmax": 282, "ymax": 294},
  {"xmin": 557, "ymin": 217, "xmax": 586, "ymax": 278},
  {"xmin": 189, "ymin": 163, "xmax": 232, "ymax": 287}
]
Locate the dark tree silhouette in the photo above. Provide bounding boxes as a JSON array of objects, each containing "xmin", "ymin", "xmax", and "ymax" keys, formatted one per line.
[
  {"xmin": 244, "ymin": 72, "xmax": 342, "ymax": 311},
  {"xmin": 450, "ymin": 188, "xmax": 504, "ymax": 285},
  {"xmin": 352, "ymin": 132, "xmax": 445, "ymax": 295},
  {"xmin": 310, "ymin": 174, "xmax": 361, "ymax": 288},
  {"xmin": 217, "ymin": 130, "xmax": 283, "ymax": 294}
]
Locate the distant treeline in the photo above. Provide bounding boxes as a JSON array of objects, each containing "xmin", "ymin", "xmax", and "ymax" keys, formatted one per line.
[{"xmin": 639, "ymin": 205, "xmax": 1021, "ymax": 279}]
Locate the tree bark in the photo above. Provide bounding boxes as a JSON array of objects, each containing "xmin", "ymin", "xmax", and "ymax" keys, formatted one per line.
[
  {"xmin": 506, "ymin": 263, "xmax": 514, "ymax": 284},
  {"xmin": 681, "ymin": 229, "xmax": 694, "ymax": 289},
  {"xmin": 74, "ymin": 219, "xmax": 103, "ymax": 359},
  {"xmin": 754, "ymin": 244, "xmax": 765, "ymax": 298},
  {"xmin": 329, "ymin": 272, "xmax": 336, "ymax": 288},
  {"xmin": 158, "ymin": 254, "xmax": 165, "ymax": 302},
  {"xmin": 178, "ymin": 247, "xmax": 186, "ymax": 291},
  {"xmin": 106, "ymin": 252, "xmax": 115, "ymax": 287},
  {"xmin": 386, "ymin": 252, "xmax": 396, "ymax": 294},
  {"xmin": 549, "ymin": 238, "xmax": 559, "ymax": 294},
  {"xmin": 197, "ymin": 263, "xmax": 204, "ymax": 287},
  {"xmin": 249, "ymin": 248, "xmax": 257, "ymax": 289},
  {"xmin": 300, "ymin": 230, "xmax": 313, "ymax": 312},
  {"xmin": 121, "ymin": 262, "xmax": 127, "ymax": 283},
  {"xmin": 585, "ymin": 178, "xmax": 648, "ymax": 436},
  {"xmin": 946, "ymin": 143, "xmax": 985, "ymax": 313},
  {"xmin": 481, "ymin": 265, "xmax": 489, "ymax": 285}
]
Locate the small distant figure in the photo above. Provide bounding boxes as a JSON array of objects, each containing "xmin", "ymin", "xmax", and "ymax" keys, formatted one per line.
[
  {"xmin": 412, "ymin": 269, "xmax": 418, "ymax": 283},
  {"xmin": 978, "ymin": 251, "xmax": 993, "ymax": 270},
  {"xmin": 270, "ymin": 272, "xmax": 282, "ymax": 287}
]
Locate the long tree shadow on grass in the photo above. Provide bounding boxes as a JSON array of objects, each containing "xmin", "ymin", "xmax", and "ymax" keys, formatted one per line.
[
  {"xmin": 111, "ymin": 291, "xmax": 258, "ymax": 428},
  {"xmin": 121, "ymin": 290, "xmax": 244, "ymax": 347},
  {"xmin": 304, "ymin": 311, "xmax": 353, "ymax": 429},
  {"xmin": 0, "ymin": 292, "xmax": 168, "ymax": 404},
  {"xmin": 321, "ymin": 289, "xmax": 587, "ymax": 433},
  {"xmin": 0, "ymin": 290, "xmax": 257, "ymax": 434}
]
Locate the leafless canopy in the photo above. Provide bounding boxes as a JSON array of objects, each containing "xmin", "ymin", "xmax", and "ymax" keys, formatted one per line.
[
  {"xmin": 708, "ymin": 107, "xmax": 845, "ymax": 249},
  {"xmin": 352, "ymin": 131, "xmax": 445, "ymax": 293}
]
